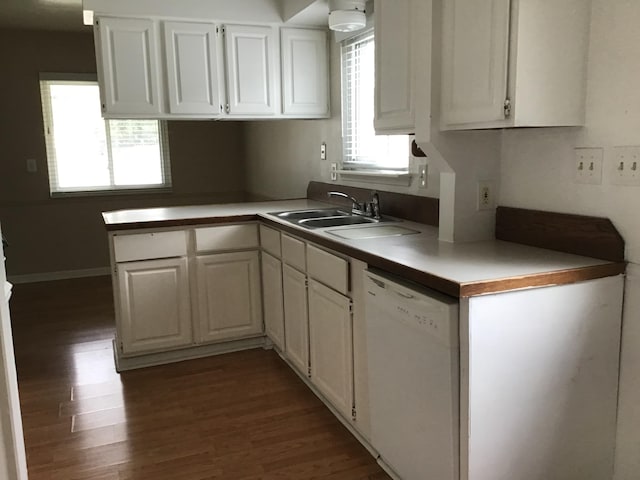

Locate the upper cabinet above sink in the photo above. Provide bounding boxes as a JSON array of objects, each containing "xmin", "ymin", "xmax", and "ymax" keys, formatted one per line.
[
  {"xmin": 93, "ymin": 16, "xmax": 329, "ymax": 120},
  {"xmin": 440, "ymin": 0, "xmax": 591, "ymax": 130}
]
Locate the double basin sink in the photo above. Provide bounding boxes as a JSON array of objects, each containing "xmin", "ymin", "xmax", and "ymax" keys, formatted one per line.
[{"xmin": 273, "ymin": 208, "xmax": 388, "ymax": 229}]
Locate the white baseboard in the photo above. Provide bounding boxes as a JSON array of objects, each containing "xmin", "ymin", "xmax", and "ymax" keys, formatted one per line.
[{"xmin": 8, "ymin": 267, "xmax": 111, "ymax": 284}]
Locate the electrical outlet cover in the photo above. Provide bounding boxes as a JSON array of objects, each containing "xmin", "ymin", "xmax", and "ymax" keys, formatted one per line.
[
  {"xmin": 574, "ymin": 147, "xmax": 603, "ymax": 185},
  {"xmin": 611, "ymin": 146, "xmax": 640, "ymax": 186},
  {"xmin": 477, "ymin": 181, "xmax": 494, "ymax": 211}
]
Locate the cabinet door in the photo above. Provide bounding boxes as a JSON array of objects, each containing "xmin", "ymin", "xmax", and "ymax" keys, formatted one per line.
[
  {"xmin": 261, "ymin": 252, "xmax": 285, "ymax": 351},
  {"xmin": 374, "ymin": 0, "xmax": 414, "ymax": 133},
  {"xmin": 196, "ymin": 251, "xmax": 263, "ymax": 343},
  {"xmin": 440, "ymin": 0, "xmax": 511, "ymax": 127},
  {"xmin": 280, "ymin": 28, "xmax": 329, "ymax": 117},
  {"xmin": 96, "ymin": 17, "xmax": 162, "ymax": 116},
  {"xmin": 224, "ymin": 25, "xmax": 277, "ymax": 115},
  {"xmin": 283, "ymin": 264, "xmax": 309, "ymax": 376},
  {"xmin": 163, "ymin": 22, "xmax": 222, "ymax": 115},
  {"xmin": 308, "ymin": 279, "xmax": 353, "ymax": 420},
  {"xmin": 118, "ymin": 257, "xmax": 192, "ymax": 355}
]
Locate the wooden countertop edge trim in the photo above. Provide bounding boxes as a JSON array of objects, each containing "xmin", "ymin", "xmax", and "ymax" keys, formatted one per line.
[
  {"xmin": 459, "ymin": 262, "xmax": 627, "ymax": 297},
  {"xmin": 103, "ymin": 214, "xmax": 260, "ymax": 231},
  {"xmin": 103, "ymin": 214, "xmax": 626, "ymax": 299}
]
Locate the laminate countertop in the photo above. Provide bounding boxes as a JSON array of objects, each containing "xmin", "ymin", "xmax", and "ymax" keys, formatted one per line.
[{"xmin": 103, "ymin": 199, "xmax": 626, "ymax": 298}]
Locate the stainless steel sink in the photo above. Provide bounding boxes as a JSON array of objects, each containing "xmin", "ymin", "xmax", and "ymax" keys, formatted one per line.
[
  {"xmin": 274, "ymin": 208, "xmax": 349, "ymax": 220},
  {"xmin": 298, "ymin": 215, "xmax": 377, "ymax": 229}
]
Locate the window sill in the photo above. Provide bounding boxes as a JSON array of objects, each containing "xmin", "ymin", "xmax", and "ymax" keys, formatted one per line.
[
  {"xmin": 338, "ymin": 170, "xmax": 413, "ymax": 187},
  {"xmin": 50, "ymin": 187, "xmax": 172, "ymax": 198}
]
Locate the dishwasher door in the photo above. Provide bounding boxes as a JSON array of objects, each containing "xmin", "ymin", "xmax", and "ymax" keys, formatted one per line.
[{"xmin": 364, "ymin": 269, "xmax": 459, "ymax": 480}]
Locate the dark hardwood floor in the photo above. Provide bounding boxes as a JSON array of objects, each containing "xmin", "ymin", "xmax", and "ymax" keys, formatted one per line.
[{"xmin": 9, "ymin": 276, "xmax": 389, "ymax": 479}]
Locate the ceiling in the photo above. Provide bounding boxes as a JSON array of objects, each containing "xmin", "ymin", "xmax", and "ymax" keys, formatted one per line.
[{"xmin": 0, "ymin": 0, "xmax": 330, "ymax": 32}]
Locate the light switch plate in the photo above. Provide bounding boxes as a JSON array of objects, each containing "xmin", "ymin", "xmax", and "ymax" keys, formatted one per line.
[
  {"xmin": 574, "ymin": 148, "xmax": 603, "ymax": 185},
  {"xmin": 418, "ymin": 164, "xmax": 428, "ymax": 188},
  {"xmin": 611, "ymin": 146, "xmax": 640, "ymax": 186},
  {"xmin": 330, "ymin": 162, "xmax": 338, "ymax": 181}
]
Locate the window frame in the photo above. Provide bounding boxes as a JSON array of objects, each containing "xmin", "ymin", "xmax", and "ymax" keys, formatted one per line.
[
  {"xmin": 340, "ymin": 31, "xmax": 410, "ymax": 174},
  {"xmin": 39, "ymin": 73, "xmax": 172, "ymax": 198}
]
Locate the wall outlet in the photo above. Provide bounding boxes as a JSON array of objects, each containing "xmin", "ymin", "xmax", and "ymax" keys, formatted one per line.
[
  {"xmin": 418, "ymin": 164, "xmax": 428, "ymax": 189},
  {"xmin": 320, "ymin": 142, "xmax": 327, "ymax": 161},
  {"xmin": 574, "ymin": 147, "xmax": 603, "ymax": 185},
  {"xmin": 26, "ymin": 158, "xmax": 38, "ymax": 173},
  {"xmin": 330, "ymin": 162, "xmax": 338, "ymax": 181},
  {"xmin": 611, "ymin": 146, "xmax": 640, "ymax": 186},
  {"xmin": 477, "ymin": 181, "xmax": 494, "ymax": 211}
]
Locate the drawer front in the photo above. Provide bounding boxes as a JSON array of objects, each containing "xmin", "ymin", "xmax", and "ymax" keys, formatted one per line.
[
  {"xmin": 114, "ymin": 231, "xmax": 187, "ymax": 262},
  {"xmin": 260, "ymin": 224, "xmax": 281, "ymax": 258},
  {"xmin": 306, "ymin": 244, "xmax": 349, "ymax": 295},
  {"xmin": 196, "ymin": 224, "xmax": 259, "ymax": 252},
  {"xmin": 281, "ymin": 234, "xmax": 306, "ymax": 272}
]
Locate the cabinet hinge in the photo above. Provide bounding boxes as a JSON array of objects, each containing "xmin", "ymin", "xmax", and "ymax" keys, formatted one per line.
[
  {"xmin": 119, "ymin": 341, "xmax": 124, "ymax": 352},
  {"xmin": 348, "ymin": 301, "xmax": 354, "ymax": 314},
  {"xmin": 351, "ymin": 406, "xmax": 357, "ymax": 421},
  {"xmin": 225, "ymin": 103, "xmax": 230, "ymax": 114},
  {"xmin": 215, "ymin": 26, "xmax": 219, "ymax": 36},
  {"xmin": 307, "ymin": 365, "xmax": 312, "ymax": 378},
  {"xmin": 504, "ymin": 97, "xmax": 512, "ymax": 118},
  {"xmin": 221, "ymin": 26, "xmax": 226, "ymax": 35}
]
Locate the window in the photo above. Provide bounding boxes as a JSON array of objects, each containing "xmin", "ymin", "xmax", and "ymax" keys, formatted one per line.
[
  {"xmin": 341, "ymin": 32, "xmax": 409, "ymax": 172},
  {"xmin": 39, "ymin": 75, "xmax": 171, "ymax": 196}
]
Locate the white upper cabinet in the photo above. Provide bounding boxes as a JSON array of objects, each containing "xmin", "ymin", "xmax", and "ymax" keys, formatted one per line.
[
  {"xmin": 163, "ymin": 21, "xmax": 223, "ymax": 115},
  {"xmin": 96, "ymin": 17, "xmax": 163, "ymax": 116},
  {"xmin": 441, "ymin": 0, "xmax": 590, "ymax": 130},
  {"xmin": 280, "ymin": 28, "xmax": 329, "ymax": 117},
  {"xmin": 374, "ymin": 0, "xmax": 414, "ymax": 134},
  {"xmin": 223, "ymin": 24, "xmax": 278, "ymax": 116}
]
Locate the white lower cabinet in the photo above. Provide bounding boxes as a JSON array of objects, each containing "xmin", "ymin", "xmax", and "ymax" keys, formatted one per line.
[
  {"xmin": 117, "ymin": 257, "xmax": 192, "ymax": 355},
  {"xmin": 195, "ymin": 251, "xmax": 263, "ymax": 343},
  {"xmin": 261, "ymin": 252, "xmax": 285, "ymax": 351},
  {"xmin": 282, "ymin": 264, "xmax": 309, "ymax": 376},
  {"xmin": 308, "ymin": 279, "xmax": 354, "ymax": 421}
]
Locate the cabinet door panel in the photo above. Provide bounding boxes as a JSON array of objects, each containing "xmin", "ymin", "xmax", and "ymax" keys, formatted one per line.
[
  {"xmin": 196, "ymin": 251, "xmax": 263, "ymax": 343},
  {"xmin": 118, "ymin": 257, "xmax": 192, "ymax": 355},
  {"xmin": 261, "ymin": 253, "xmax": 285, "ymax": 351},
  {"xmin": 283, "ymin": 265, "xmax": 309, "ymax": 375},
  {"xmin": 374, "ymin": 0, "xmax": 414, "ymax": 133},
  {"xmin": 97, "ymin": 17, "xmax": 162, "ymax": 115},
  {"xmin": 224, "ymin": 25, "xmax": 277, "ymax": 115},
  {"xmin": 441, "ymin": 0, "xmax": 511, "ymax": 126},
  {"xmin": 308, "ymin": 279, "xmax": 353, "ymax": 420},
  {"xmin": 164, "ymin": 22, "xmax": 221, "ymax": 115},
  {"xmin": 281, "ymin": 28, "xmax": 328, "ymax": 117}
]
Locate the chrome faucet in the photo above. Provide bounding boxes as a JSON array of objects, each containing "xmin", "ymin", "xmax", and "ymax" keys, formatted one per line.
[
  {"xmin": 327, "ymin": 191, "xmax": 364, "ymax": 213},
  {"xmin": 327, "ymin": 190, "xmax": 381, "ymax": 219}
]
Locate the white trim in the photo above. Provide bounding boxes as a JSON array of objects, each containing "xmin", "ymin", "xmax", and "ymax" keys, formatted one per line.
[
  {"xmin": 113, "ymin": 336, "xmax": 266, "ymax": 371},
  {"xmin": 8, "ymin": 267, "xmax": 111, "ymax": 285},
  {"xmin": 338, "ymin": 169, "xmax": 413, "ymax": 186}
]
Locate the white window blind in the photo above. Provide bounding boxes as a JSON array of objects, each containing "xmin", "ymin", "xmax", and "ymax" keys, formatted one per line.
[
  {"xmin": 341, "ymin": 32, "xmax": 409, "ymax": 171},
  {"xmin": 39, "ymin": 75, "xmax": 171, "ymax": 196}
]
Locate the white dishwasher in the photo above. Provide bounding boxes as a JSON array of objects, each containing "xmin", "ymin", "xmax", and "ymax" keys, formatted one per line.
[{"xmin": 364, "ymin": 269, "xmax": 459, "ymax": 480}]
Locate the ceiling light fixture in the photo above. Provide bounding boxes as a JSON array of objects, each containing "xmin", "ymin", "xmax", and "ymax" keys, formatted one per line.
[{"xmin": 328, "ymin": 0, "xmax": 366, "ymax": 33}]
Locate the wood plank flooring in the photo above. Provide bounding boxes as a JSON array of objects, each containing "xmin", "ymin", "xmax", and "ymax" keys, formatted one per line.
[{"xmin": 9, "ymin": 276, "xmax": 390, "ymax": 479}]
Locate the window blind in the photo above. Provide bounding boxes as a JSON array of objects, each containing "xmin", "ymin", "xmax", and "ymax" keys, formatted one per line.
[
  {"xmin": 341, "ymin": 33, "xmax": 409, "ymax": 171},
  {"xmin": 39, "ymin": 75, "xmax": 171, "ymax": 196}
]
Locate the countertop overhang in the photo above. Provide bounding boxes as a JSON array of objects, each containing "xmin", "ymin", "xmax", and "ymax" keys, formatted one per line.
[{"xmin": 103, "ymin": 200, "xmax": 626, "ymax": 298}]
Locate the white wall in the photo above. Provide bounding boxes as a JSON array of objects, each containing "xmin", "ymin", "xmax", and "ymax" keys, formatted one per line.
[{"xmin": 499, "ymin": 1, "xmax": 640, "ymax": 477}]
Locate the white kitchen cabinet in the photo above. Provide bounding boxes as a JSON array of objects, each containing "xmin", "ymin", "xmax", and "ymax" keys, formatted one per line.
[
  {"xmin": 280, "ymin": 28, "xmax": 329, "ymax": 117},
  {"xmin": 95, "ymin": 17, "xmax": 163, "ymax": 117},
  {"xmin": 117, "ymin": 257, "xmax": 192, "ymax": 355},
  {"xmin": 374, "ymin": 0, "xmax": 414, "ymax": 134},
  {"xmin": 223, "ymin": 24, "xmax": 278, "ymax": 116},
  {"xmin": 163, "ymin": 21, "xmax": 223, "ymax": 115},
  {"xmin": 261, "ymin": 252, "xmax": 285, "ymax": 351},
  {"xmin": 308, "ymin": 279, "xmax": 354, "ymax": 421},
  {"xmin": 283, "ymin": 264, "xmax": 309, "ymax": 376},
  {"xmin": 441, "ymin": 0, "xmax": 590, "ymax": 130},
  {"xmin": 195, "ymin": 251, "xmax": 263, "ymax": 343}
]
